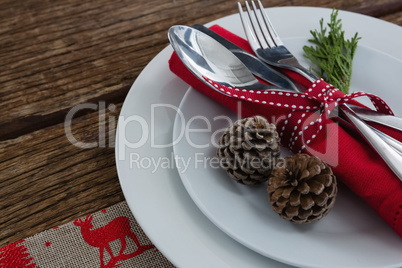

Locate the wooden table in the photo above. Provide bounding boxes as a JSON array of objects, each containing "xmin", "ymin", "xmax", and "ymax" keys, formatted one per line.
[{"xmin": 1, "ymin": 0, "xmax": 402, "ymax": 250}]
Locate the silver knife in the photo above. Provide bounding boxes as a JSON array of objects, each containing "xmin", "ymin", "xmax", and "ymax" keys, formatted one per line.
[
  {"xmin": 347, "ymin": 105, "xmax": 402, "ymax": 132},
  {"xmin": 192, "ymin": 24, "xmax": 299, "ymax": 91}
]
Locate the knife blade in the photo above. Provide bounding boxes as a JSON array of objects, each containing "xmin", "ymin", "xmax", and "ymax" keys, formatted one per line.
[{"xmin": 192, "ymin": 24, "xmax": 299, "ymax": 91}]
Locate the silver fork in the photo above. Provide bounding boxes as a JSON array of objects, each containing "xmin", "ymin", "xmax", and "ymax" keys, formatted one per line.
[
  {"xmin": 239, "ymin": 0, "xmax": 402, "ymax": 133},
  {"xmin": 238, "ymin": 0, "xmax": 318, "ymax": 83},
  {"xmin": 238, "ymin": 0, "xmax": 402, "ymax": 181},
  {"xmin": 238, "ymin": 0, "xmax": 402, "ymax": 131}
]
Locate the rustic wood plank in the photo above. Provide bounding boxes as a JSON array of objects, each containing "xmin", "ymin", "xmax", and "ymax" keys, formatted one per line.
[
  {"xmin": 1, "ymin": 0, "xmax": 401, "ymax": 139},
  {"xmin": 351, "ymin": 0, "xmax": 402, "ymax": 17},
  {"xmin": 0, "ymin": 104, "xmax": 123, "ymax": 246},
  {"xmin": 380, "ymin": 10, "xmax": 402, "ymax": 25},
  {"xmin": 0, "ymin": 85, "xmax": 130, "ymax": 141}
]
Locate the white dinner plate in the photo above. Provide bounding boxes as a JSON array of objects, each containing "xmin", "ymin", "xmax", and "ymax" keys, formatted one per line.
[
  {"xmin": 173, "ymin": 55, "xmax": 402, "ymax": 267},
  {"xmin": 116, "ymin": 7, "xmax": 402, "ymax": 268}
]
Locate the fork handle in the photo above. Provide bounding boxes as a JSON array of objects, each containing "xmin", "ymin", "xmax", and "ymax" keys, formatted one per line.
[
  {"xmin": 295, "ymin": 66, "xmax": 318, "ymax": 83},
  {"xmin": 279, "ymin": 58, "xmax": 319, "ymax": 83}
]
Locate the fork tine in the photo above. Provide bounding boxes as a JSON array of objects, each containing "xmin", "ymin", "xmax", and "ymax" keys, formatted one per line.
[
  {"xmin": 246, "ymin": 0, "xmax": 276, "ymax": 48},
  {"xmin": 238, "ymin": 2, "xmax": 262, "ymax": 53},
  {"xmin": 238, "ymin": 2, "xmax": 271, "ymax": 51},
  {"xmin": 256, "ymin": 0, "xmax": 283, "ymax": 46},
  {"xmin": 239, "ymin": 0, "xmax": 317, "ymax": 82},
  {"xmin": 244, "ymin": 1, "xmax": 273, "ymax": 49}
]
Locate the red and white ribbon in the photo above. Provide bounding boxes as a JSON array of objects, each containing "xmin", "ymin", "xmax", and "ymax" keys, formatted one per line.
[{"xmin": 205, "ymin": 77, "xmax": 393, "ymax": 152}]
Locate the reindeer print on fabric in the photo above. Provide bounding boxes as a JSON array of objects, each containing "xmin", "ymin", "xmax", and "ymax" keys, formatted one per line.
[{"xmin": 74, "ymin": 215, "xmax": 155, "ymax": 268}]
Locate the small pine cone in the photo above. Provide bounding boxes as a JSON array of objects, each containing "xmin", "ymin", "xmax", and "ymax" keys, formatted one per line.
[
  {"xmin": 267, "ymin": 154, "xmax": 337, "ymax": 224},
  {"xmin": 217, "ymin": 116, "xmax": 281, "ymax": 185}
]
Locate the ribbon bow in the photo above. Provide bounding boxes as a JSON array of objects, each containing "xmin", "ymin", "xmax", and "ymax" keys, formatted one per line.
[{"xmin": 205, "ymin": 77, "xmax": 393, "ymax": 152}]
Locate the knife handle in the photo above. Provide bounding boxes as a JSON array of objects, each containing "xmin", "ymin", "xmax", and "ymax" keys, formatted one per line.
[{"xmin": 192, "ymin": 24, "xmax": 244, "ymax": 52}]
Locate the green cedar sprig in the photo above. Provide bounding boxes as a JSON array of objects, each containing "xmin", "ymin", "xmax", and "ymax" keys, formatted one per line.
[{"xmin": 303, "ymin": 9, "xmax": 361, "ymax": 94}]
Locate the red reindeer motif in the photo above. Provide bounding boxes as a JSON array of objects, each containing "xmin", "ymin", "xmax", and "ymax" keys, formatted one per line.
[{"xmin": 74, "ymin": 215, "xmax": 155, "ymax": 268}]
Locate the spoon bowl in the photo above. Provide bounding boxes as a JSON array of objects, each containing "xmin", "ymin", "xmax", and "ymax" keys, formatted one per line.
[{"xmin": 168, "ymin": 25, "xmax": 290, "ymax": 94}]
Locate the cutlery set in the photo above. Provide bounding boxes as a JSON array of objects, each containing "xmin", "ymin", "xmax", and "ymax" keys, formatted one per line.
[{"xmin": 168, "ymin": 0, "xmax": 402, "ymax": 181}]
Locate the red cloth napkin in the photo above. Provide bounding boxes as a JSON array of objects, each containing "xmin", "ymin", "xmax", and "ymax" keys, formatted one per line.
[{"xmin": 169, "ymin": 24, "xmax": 402, "ymax": 237}]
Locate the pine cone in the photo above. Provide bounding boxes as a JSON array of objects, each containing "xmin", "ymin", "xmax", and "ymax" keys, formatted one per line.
[
  {"xmin": 267, "ymin": 154, "xmax": 337, "ymax": 224},
  {"xmin": 217, "ymin": 116, "xmax": 281, "ymax": 185}
]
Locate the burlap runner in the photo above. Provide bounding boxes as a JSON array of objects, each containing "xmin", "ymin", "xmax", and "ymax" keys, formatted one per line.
[{"xmin": 0, "ymin": 201, "xmax": 175, "ymax": 267}]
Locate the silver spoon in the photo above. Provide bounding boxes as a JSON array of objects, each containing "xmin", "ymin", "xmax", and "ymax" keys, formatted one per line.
[{"xmin": 168, "ymin": 25, "xmax": 294, "ymax": 93}]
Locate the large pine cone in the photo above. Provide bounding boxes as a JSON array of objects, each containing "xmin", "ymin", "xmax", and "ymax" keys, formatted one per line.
[
  {"xmin": 267, "ymin": 154, "xmax": 337, "ymax": 224},
  {"xmin": 217, "ymin": 116, "xmax": 281, "ymax": 185}
]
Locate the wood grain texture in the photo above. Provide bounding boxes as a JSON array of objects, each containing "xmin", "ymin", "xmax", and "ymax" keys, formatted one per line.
[
  {"xmin": 0, "ymin": 105, "xmax": 123, "ymax": 245},
  {"xmin": 1, "ymin": 0, "xmax": 401, "ymax": 247}
]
